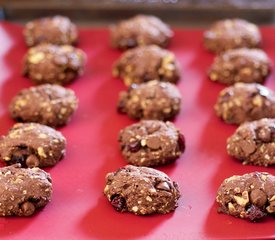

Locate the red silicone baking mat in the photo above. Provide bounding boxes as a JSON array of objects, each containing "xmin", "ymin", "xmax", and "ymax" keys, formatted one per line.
[{"xmin": 0, "ymin": 21, "xmax": 274, "ymax": 240}]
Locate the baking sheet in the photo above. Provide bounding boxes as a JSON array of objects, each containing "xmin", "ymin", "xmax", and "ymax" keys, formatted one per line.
[{"xmin": 0, "ymin": 22, "xmax": 274, "ymax": 240}]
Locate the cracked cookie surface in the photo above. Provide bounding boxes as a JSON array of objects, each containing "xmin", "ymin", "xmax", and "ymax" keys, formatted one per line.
[
  {"xmin": 23, "ymin": 15, "xmax": 78, "ymax": 47},
  {"xmin": 0, "ymin": 123, "xmax": 66, "ymax": 168},
  {"xmin": 227, "ymin": 118, "xmax": 275, "ymax": 166},
  {"xmin": 204, "ymin": 18, "xmax": 261, "ymax": 53},
  {"xmin": 23, "ymin": 44, "xmax": 86, "ymax": 85},
  {"xmin": 216, "ymin": 172, "xmax": 275, "ymax": 221},
  {"xmin": 110, "ymin": 15, "xmax": 173, "ymax": 49},
  {"xmin": 113, "ymin": 45, "xmax": 180, "ymax": 86},
  {"xmin": 0, "ymin": 164, "xmax": 52, "ymax": 217},
  {"xmin": 9, "ymin": 84, "xmax": 78, "ymax": 127},
  {"xmin": 209, "ymin": 48, "xmax": 271, "ymax": 85},
  {"xmin": 118, "ymin": 120, "xmax": 185, "ymax": 167},
  {"xmin": 104, "ymin": 165, "xmax": 180, "ymax": 215},
  {"xmin": 118, "ymin": 80, "xmax": 181, "ymax": 121},
  {"xmin": 214, "ymin": 83, "xmax": 275, "ymax": 125}
]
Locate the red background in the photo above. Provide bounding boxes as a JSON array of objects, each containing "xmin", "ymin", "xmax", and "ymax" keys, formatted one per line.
[{"xmin": 0, "ymin": 22, "xmax": 274, "ymax": 239}]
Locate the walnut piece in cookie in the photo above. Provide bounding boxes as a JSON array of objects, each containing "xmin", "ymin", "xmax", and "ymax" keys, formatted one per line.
[
  {"xmin": 216, "ymin": 172, "xmax": 275, "ymax": 221},
  {"xmin": 118, "ymin": 80, "xmax": 181, "ymax": 121},
  {"xmin": 113, "ymin": 45, "xmax": 180, "ymax": 86},
  {"xmin": 118, "ymin": 120, "xmax": 185, "ymax": 167},
  {"xmin": 23, "ymin": 15, "xmax": 78, "ymax": 47},
  {"xmin": 110, "ymin": 15, "xmax": 173, "ymax": 49},
  {"xmin": 209, "ymin": 48, "xmax": 271, "ymax": 85},
  {"xmin": 227, "ymin": 118, "xmax": 275, "ymax": 167},
  {"xmin": 0, "ymin": 164, "xmax": 52, "ymax": 217},
  {"xmin": 0, "ymin": 123, "xmax": 66, "ymax": 168},
  {"xmin": 9, "ymin": 84, "xmax": 78, "ymax": 127},
  {"xmin": 214, "ymin": 83, "xmax": 275, "ymax": 125},
  {"xmin": 104, "ymin": 165, "xmax": 181, "ymax": 215},
  {"xmin": 204, "ymin": 19, "xmax": 261, "ymax": 53},
  {"xmin": 23, "ymin": 44, "xmax": 86, "ymax": 85}
]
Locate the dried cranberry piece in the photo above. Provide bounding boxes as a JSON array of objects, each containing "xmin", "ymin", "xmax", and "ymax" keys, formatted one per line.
[
  {"xmin": 127, "ymin": 140, "xmax": 141, "ymax": 152},
  {"xmin": 246, "ymin": 204, "xmax": 266, "ymax": 221},
  {"xmin": 111, "ymin": 195, "xmax": 126, "ymax": 212},
  {"xmin": 178, "ymin": 133, "xmax": 185, "ymax": 152}
]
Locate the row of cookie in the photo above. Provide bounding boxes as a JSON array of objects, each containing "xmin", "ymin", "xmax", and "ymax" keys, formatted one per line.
[
  {"xmin": 104, "ymin": 15, "xmax": 185, "ymax": 215},
  {"xmin": 204, "ymin": 19, "xmax": 275, "ymax": 221},
  {"xmin": 0, "ymin": 16, "xmax": 83, "ymax": 217}
]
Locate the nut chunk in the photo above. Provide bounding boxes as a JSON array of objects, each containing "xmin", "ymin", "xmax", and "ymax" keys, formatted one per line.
[
  {"xmin": 118, "ymin": 120, "xmax": 185, "ymax": 167},
  {"xmin": 227, "ymin": 118, "xmax": 275, "ymax": 166},
  {"xmin": 104, "ymin": 165, "xmax": 181, "ymax": 215},
  {"xmin": 0, "ymin": 164, "xmax": 52, "ymax": 217},
  {"xmin": 216, "ymin": 172, "xmax": 275, "ymax": 221},
  {"xmin": 118, "ymin": 80, "xmax": 181, "ymax": 121},
  {"xmin": 23, "ymin": 15, "xmax": 78, "ymax": 47},
  {"xmin": 23, "ymin": 44, "xmax": 86, "ymax": 85},
  {"xmin": 9, "ymin": 84, "xmax": 78, "ymax": 127},
  {"xmin": 0, "ymin": 123, "xmax": 66, "ymax": 168},
  {"xmin": 215, "ymin": 83, "xmax": 275, "ymax": 125},
  {"xmin": 113, "ymin": 45, "xmax": 180, "ymax": 86}
]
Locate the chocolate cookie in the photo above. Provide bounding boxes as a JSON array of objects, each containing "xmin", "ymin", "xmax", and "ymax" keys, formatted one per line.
[
  {"xmin": 23, "ymin": 15, "xmax": 78, "ymax": 47},
  {"xmin": 23, "ymin": 44, "xmax": 86, "ymax": 85},
  {"xmin": 214, "ymin": 83, "xmax": 275, "ymax": 125},
  {"xmin": 216, "ymin": 172, "xmax": 275, "ymax": 221},
  {"xmin": 227, "ymin": 118, "xmax": 275, "ymax": 167},
  {"xmin": 110, "ymin": 15, "xmax": 173, "ymax": 49},
  {"xmin": 0, "ymin": 164, "xmax": 52, "ymax": 217},
  {"xmin": 209, "ymin": 48, "xmax": 271, "ymax": 85},
  {"xmin": 113, "ymin": 45, "xmax": 180, "ymax": 86},
  {"xmin": 9, "ymin": 84, "xmax": 78, "ymax": 127},
  {"xmin": 0, "ymin": 123, "xmax": 66, "ymax": 168},
  {"xmin": 104, "ymin": 165, "xmax": 180, "ymax": 215},
  {"xmin": 118, "ymin": 120, "xmax": 185, "ymax": 167},
  {"xmin": 118, "ymin": 80, "xmax": 181, "ymax": 120},
  {"xmin": 204, "ymin": 19, "xmax": 261, "ymax": 53}
]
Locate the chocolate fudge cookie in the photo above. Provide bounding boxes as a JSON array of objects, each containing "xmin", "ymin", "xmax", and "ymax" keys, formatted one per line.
[
  {"xmin": 204, "ymin": 19, "xmax": 261, "ymax": 53},
  {"xmin": 23, "ymin": 15, "xmax": 78, "ymax": 47},
  {"xmin": 227, "ymin": 118, "xmax": 275, "ymax": 167},
  {"xmin": 9, "ymin": 84, "xmax": 78, "ymax": 127},
  {"xmin": 0, "ymin": 164, "xmax": 52, "ymax": 217},
  {"xmin": 110, "ymin": 15, "xmax": 173, "ymax": 49},
  {"xmin": 0, "ymin": 123, "xmax": 66, "ymax": 168},
  {"xmin": 104, "ymin": 165, "xmax": 180, "ymax": 215},
  {"xmin": 23, "ymin": 44, "xmax": 86, "ymax": 85},
  {"xmin": 113, "ymin": 45, "xmax": 180, "ymax": 86},
  {"xmin": 216, "ymin": 172, "xmax": 275, "ymax": 221},
  {"xmin": 209, "ymin": 48, "xmax": 271, "ymax": 85},
  {"xmin": 118, "ymin": 120, "xmax": 185, "ymax": 167},
  {"xmin": 118, "ymin": 80, "xmax": 181, "ymax": 120},
  {"xmin": 214, "ymin": 83, "xmax": 275, "ymax": 125}
]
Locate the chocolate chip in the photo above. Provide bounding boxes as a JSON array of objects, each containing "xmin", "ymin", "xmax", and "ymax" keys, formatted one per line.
[
  {"xmin": 127, "ymin": 140, "xmax": 141, "ymax": 152},
  {"xmin": 256, "ymin": 127, "xmax": 271, "ymax": 142},
  {"xmin": 250, "ymin": 189, "xmax": 267, "ymax": 207},
  {"xmin": 20, "ymin": 201, "xmax": 36, "ymax": 216},
  {"xmin": 239, "ymin": 140, "xmax": 256, "ymax": 156},
  {"xmin": 26, "ymin": 155, "xmax": 40, "ymax": 168},
  {"xmin": 178, "ymin": 133, "xmax": 185, "ymax": 152},
  {"xmin": 246, "ymin": 204, "xmax": 266, "ymax": 221},
  {"xmin": 156, "ymin": 181, "xmax": 170, "ymax": 191},
  {"xmin": 111, "ymin": 195, "xmax": 126, "ymax": 212},
  {"xmin": 146, "ymin": 136, "xmax": 161, "ymax": 150}
]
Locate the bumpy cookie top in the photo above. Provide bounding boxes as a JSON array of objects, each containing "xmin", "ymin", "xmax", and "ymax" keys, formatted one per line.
[
  {"xmin": 110, "ymin": 15, "xmax": 173, "ymax": 49},
  {"xmin": 209, "ymin": 48, "xmax": 271, "ymax": 85},
  {"xmin": 215, "ymin": 83, "xmax": 275, "ymax": 124},
  {"xmin": 9, "ymin": 84, "xmax": 78, "ymax": 127},
  {"xmin": 0, "ymin": 164, "xmax": 52, "ymax": 217},
  {"xmin": 113, "ymin": 45, "xmax": 180, "ymax": 86},
  {"xmin": 104, "ymin": 165, "xmax": 181, "ymax": 215},
  {"xmin": 23, "ymin": 15, "xmax": 78, "ymax": 47},
  {"xmin": 204, "ymin": 19, "xmax": 261, "ymax": 53},
  {"xmin": 23, "ymin": 44, "xmax": 86, "ymax": 85}
]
